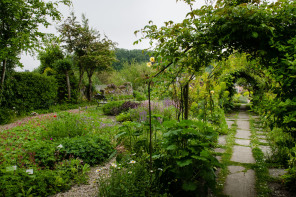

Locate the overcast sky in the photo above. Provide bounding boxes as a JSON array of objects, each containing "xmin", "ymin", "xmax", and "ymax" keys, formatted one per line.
[{"xmin": 19, "ymin": 0, "xmax": 205, "ymax": 71}]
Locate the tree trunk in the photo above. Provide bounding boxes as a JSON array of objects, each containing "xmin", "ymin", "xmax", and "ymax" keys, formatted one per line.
[
  {"xmin": 184, "ymin": 83, "xmax": 189, "ymax": 120},
  {"xmin": 0, "ymin": 59, "xmax": 7, "ymax": 92},
  {"xmin": 78, "ymin": 63, "xmax": 84, "ymax": 98},
  {"xmin": 65, "ymin": 70, "xmax": 71, "ymax": 100},
  {"xmin": 88, "ymin": 73, "xmax": 92, "ymax": 101}
]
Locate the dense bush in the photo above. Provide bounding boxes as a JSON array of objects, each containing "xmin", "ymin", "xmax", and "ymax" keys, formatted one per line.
[
  {"xmin": 103, "ymin": 101, "xmax": 139, "ymax": 116},
  {"xmin": 133, "ymin": 91, "xmax": 146, "ymax": 101},
  {"xmin": 1, "ymin": 72, "xmax": 58, "ymax": 112},
  {"xmin": 60, "ymin": 135, "xmax": 114, "ymax": 165}
]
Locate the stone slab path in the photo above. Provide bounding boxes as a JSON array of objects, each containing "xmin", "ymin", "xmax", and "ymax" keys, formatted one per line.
[{"xmin": 222, "ymin": 105, "xmax": 257, "ymax": 196}]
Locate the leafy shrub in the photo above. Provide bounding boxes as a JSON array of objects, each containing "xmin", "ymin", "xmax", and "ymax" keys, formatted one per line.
[
  {"xmin": 24, "ymin": 140, "xmax": 56, "ymax": 168},
  {"xmin": 0, "ymin": 108, "xmax": 16, "ymax": 124},
  {"xmin": 1, "ymin": 72, "xmax": 58, "ymax": 113},
  {"xmin": 103, "ymin": 101, "xmax": 125, "ymax": 115},
  {"xmin": 98, "ymin": 152, "xmax": 162, "ymax": 196},
  {"xmin": 153, "ymin": 120, "xmax": 219, "ymax": 195},
  {"xmin": 116, "ymin": 112, "xmax": 132, "ymax": 122},
  {"xmin": 103, "ymin": 101, "xmax": 139, "ymax": 116},
  {"xmin": 284, "ymin": 145, "xmax": 296, "ymax": 191},
  {"xmin": 60, "ymin": 135, "xmax": 113, "ymax": 165},
  {"xmin": 133, "ymin": 91, "xmax": 146, "ymax": 101},
  {"xmin": 267, "ymin": 127, "xmax": 295, "ymax": 166}
]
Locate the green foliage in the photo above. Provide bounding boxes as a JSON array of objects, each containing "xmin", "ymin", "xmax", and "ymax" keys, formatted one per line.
[
  {"xmin": 103, "ymin": 101, "xmax": 139, "ymax": 116},
  {"xmin": 103, "ymin": 101, "xmax": 125, "ymax": 115},
  {"xmin": 152, "ymin": 120, "xmax": 219, "ymax": 195},
  {"xmin": 284, "ymin": 145, "xmax": 296, "ymax": 191},
  {"xmin": 116, "ymin": 112, "xmax": 132, "ymax": 122},
  {"xmin": 60, "ymin": 135, "xmax": 113, "ymax": 165},
  {"xmin": 41, "ymin": 112, "xmax": 93, "ymax": 139},
  {"xmin": 112, "ymin": 48, "xmax": 150, "ymax": 70},
  {"xmin": 1, "ymin": 72, "xmax": 57, "ymax": 121},
  {"xmin": 98, "ymin": 153, "xmax": 161, "ymax": 196},
  {"xmin": 0, "ymin": 158, "xmax": 88, "ymax": 197},
  {"xmin": 267, "ymin": 127, "xmax": 295, "ymax": 166},
  {"xmin": 133, "ymin": 91, "xmax": 147, "ymax": 101},
  {"xmin": 108, "ymin": 61, "xmax": 152, "ymax": 91}
]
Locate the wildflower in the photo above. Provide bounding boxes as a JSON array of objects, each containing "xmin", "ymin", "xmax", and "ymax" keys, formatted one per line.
[
  {"xmin": 131, "ymin": 153, "xmax": 136, "ymax": 156},
  {"xmin": 53, "ymin": 115, "xmax": 57, "ymax": 118},
  {"xmin": 117, "ymin": 167, "xmax": 121, "ymax": 170},
  {"xmin": 57, "ymin": 144, "xmax": 63, "ymax": 148},
  {"xmin": 147, "ymin": 62, "xmax": 152, "ymax": 67},
  {"xmin": 96, "ymin": 168, "xmax": 102, "ymax": 173},
  {"xmin": 128, "ymin": 171, "xmax": 132, "ymax": 174},
  {"xmin": 111, "ymin": 163, "xmax": 117, "ymax": 168},
  {"xmin": 150, "ymin": 170, "xmax": 154, "ymax": 173},
  {"xmin": 129, "ymin": 160, "xmax": 136, "ymax": 164},
  {"xmin": 150, "ymin": 57, "xmax": 155, "ymax": 62},
  {"xmin": 210, "ymin": 90, "xmax": 214, "ymax": 94},
  {"xmin": 50, "ymin": 138, "xmax": 53, "ymax": 141},
  {"xmin": 158, "ymin": 168, "xmax": 163, "ymax": 171}
]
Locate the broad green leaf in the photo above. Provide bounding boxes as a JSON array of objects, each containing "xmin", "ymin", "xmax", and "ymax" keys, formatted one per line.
[
  {"xmin": 177, "ymin": 159, "xmax": 192, "ymax": 167},
  {"xmin": 182, "ymin": 182, "xmax": 197, "ymax": 191}
]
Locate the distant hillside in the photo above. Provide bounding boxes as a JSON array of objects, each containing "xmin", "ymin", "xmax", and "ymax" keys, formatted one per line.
[{"xmin": 112, "ymin": 48, "xmax": 150, "ymax": 70}]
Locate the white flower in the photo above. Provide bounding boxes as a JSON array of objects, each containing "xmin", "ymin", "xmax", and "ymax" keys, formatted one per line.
[
  {"xmin": 117, "ymin": 167, "xmax": 121, "ymax": 170},
  {"xmin": 158, "ymin": 168, "xmax": 163, "ymax": 171},
  {"xmin": 128, "ymin": 171, "xmax": 132, "ymax": 174},
  {"xmin": 150, "ymin": 170, "xmax": 154, "ymax": 173},
  {"xmin": 111, "ymin": 163, "xmax": 117, "ymax": 168},
  {"xmin": 96, "ymin": 168, "xmax": 102, "ymax": 173},
  {"xmin": 129, "ymin": 160, "xmax": 136, "ymax": 164},
  {"xmin": 57, "ymin": 144, "xmax": 63, "ymax": 148},
  {"xmin": 131, "ymin": 153, "xmax": 136, "ymax": 156},
  {"xmin": 26, "ymin": 169, "xmax": 33, "ymax": 175}
]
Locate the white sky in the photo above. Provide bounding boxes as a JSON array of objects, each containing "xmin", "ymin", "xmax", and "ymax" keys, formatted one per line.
[{"xmin": 19, "ymin": 0, "xmax": 205, "ymax": 71}]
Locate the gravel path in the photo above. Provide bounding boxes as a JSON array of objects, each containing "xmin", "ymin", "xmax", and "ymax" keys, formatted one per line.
[{"xmin": 53, "ymin": 158, "xmax": 116, "ymax": 197}]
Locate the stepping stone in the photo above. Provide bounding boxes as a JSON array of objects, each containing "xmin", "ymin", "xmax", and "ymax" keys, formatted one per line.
[
  {"xmin": 214, "ymin": 148, "xmax": 226, "ymax": 153},
  {"xmin": 237, "ymin": 120, "xmax": 250, "ymax": 130},
  {"xmin": 259, "ymin": 145, "xmax": 272, "ymax": 157},
  {"xmin": 235, "ymin": 129, "xmax": 251, "ymax": 139},
  {"xmin": 257, "ymin": 131, "xmax": 265, "ymax": 135},
  {"xmin": 269, "ymin": 169, "xmax": 286, "ymax": 178},
  {"xmin": 216, "ymin": 156, "xmax": 222, "ymax": 162},
  {"xmin": 257, "ymin": 135, "xmax": 266, "ymax": 139},
  {"xmin": 237, "ymin": 112, "xmax": 249, "ymax": 120},
  {"xmin": 235, "ymin": 139, "xmax": 250, "ymax": 146},
  {"xmin": 218, "ymin": 135, "xmax": 227, "ymax": 145},
  {"xmin": 226, "ymin": 120, "xmax": 234, "ymax": 128},
  {"xmin": 259, "ymin": 139, "xmax": 268, "ymax": 143},
  {"xmin": 231, "ymin": 146, "xmax": 255, "ymax": 163},
  {"xmin": 224, "ymin": 166, "xmax": 256, "ymax": 197}
]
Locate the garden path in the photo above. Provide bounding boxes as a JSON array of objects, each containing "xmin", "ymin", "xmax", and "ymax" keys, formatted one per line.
[{"xmin": 223, "ymin": 105, "xmax": 256, "ymax": 197}]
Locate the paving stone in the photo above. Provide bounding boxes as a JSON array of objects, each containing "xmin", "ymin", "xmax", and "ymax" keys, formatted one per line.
[
  {"xmin": 259, "ymin": 145, "xmax": 272, "ymax": 157},
  {"xmin": 218, "ymin": 135, "xmax": 227, "ymax": 145},
  {"xmin": 231, "ymin": 146, "xmax": 255, "ymax": 163},
  {"xmin": 224, "ymin": 167, "xmax": 256, "ymax": 197},
  {"xmin": 257, "ymin": 131, "xmax": 265, "ymax": 135},
  {"xmin": 269, "ymin": 169, "xmax": 286, "ymax": 178},
  {"xmin": 259, "ymin": 139, "xmax": 268, "ymax": 143},
  {"xmin": 257, "ymin": 135, "xmax": 266, "ymax": 139},
  {"xmin": 237, "ymin": 120, "xmax": 250, "ymax": 130},
  {"xmin": 214, "ymin": 148, "xmax": 226, "ymax": 153},
  {"xmin": 226, "ymin": 120, "xmax": 234, "ymax": 128},
  {"xmin": 228, "ymin": 166, "xmax": 245, "ymax": 174},
  {"xmin": 268, "ymin": 182, "xmax": 296, "ymax": 197},
  {"xmin": 235, "ymin": 129, "xmax": 251, "ymax": 139},
  {"xmin": 235, "ymin": 139, "xmax": 250, "ymax": 146},
  {"xmin": 237, "ymin": 112, "xmax": 249, "ymax": 120},
  {"xmin": 216, "ymin": 156, "xmax": 222, "ymax": 162}
]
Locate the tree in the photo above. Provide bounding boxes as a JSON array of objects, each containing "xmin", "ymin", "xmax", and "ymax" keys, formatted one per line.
[
  {"xmin": 0, "ymin": 0, "xmax": 71, "ymax": 92},
  {"xmin": 82, "ymin": 39, "xmax": 116, "ymax": 100},
  {"xmin": 58, "ymin": 13, "xmax": 97, "ymax": 95},
  {"xmin": 59, "ymin": 13, "xmax": 116, "ymax": 100}
]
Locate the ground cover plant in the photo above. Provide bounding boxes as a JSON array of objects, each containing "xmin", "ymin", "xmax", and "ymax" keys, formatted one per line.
[{"xmin": 0, "ymin": 108, "xmax": 116, "ymax": 196}]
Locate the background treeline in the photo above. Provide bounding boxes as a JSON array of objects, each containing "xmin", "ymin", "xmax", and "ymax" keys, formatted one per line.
[{"xmin": 112, "ymin": 48, "xmax": 150, "ymax": 70}]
